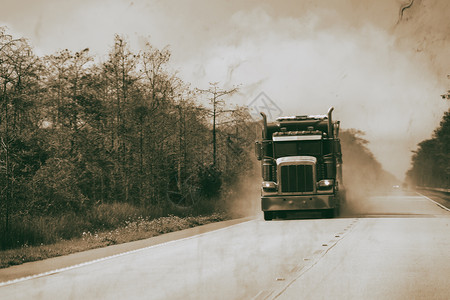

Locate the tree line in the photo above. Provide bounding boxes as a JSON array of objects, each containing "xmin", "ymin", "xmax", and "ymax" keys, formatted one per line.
[
  {"xmin": 0, "ymin": 28, "xmax": 256, "ymax": 248},
  {"xmin": 406, "ymin": 109, "xmax": 450, "ymax": 189}
]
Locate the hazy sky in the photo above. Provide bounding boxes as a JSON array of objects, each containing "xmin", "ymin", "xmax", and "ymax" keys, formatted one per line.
[{"xmin": 1, "ymin": 0, "xmax": 449, "ymax": 180}]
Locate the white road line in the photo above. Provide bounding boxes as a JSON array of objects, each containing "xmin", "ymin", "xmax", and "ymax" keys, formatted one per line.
[
  {"xmin": 417, "ymin": 192, "xmax": 450, "ymax": 212},
  {"xmin": 259, "ymin": 218, "xmax": 360, "ymax": 300},
  {"xmin": 0, "ymin": 220, "xmax": 254, "ymax": 288}
]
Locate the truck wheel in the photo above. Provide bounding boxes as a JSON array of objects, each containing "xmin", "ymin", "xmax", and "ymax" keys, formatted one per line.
[
  {"xmin": 264, "ymin": 211, "xmax": 273, "ymax": 221},
  {"xmin": 335, "ymin": 206, "xmax": 340, "ymax": 217},
  {"xmin": 322, "ymin": 209, "xmax": 336, "ymax": 218}
]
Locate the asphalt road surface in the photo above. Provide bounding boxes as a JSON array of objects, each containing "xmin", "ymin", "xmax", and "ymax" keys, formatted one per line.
[{"xmin": 1, "ymin": 190, "xmax": 449, "ymax": 299}]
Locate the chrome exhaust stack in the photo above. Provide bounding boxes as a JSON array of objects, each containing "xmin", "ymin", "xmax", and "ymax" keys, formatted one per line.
[
  {"xmin": 327, "ymin": 107, "xmax": 334, "ymax": 138},
  {"xmin": 260, "ymin": 112, "xmax": 268, "ymax": 139}
]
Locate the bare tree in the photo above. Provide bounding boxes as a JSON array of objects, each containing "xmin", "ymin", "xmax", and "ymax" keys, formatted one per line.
[{"xmin": 197, "ymin": 82, "xmax": 238, "ymax": 166}]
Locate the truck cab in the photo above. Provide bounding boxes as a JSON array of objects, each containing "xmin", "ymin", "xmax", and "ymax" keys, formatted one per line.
[{"xmin": 255, "ymin": 107, "xmax": 344, "ymax": 220}]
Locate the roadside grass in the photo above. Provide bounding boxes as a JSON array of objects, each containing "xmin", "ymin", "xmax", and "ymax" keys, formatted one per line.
[{"xmin": 0, "ymin": 202, "xmax": 229, "ymax": 269}]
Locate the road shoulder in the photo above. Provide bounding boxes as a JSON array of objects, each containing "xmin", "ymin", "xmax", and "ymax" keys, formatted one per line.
[{"xmin": 0, "ymin": 217, "xmax": 252, "ymax": 283}]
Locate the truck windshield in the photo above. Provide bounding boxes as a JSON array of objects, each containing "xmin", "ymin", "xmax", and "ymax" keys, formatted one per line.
[{"xmin": 274, "ymin": 141, "xmax": 321, "ymax": 158}]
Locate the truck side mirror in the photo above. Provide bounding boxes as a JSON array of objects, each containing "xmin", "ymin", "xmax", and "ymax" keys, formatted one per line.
[
  {"xmin": 334, "ymin": 140, "xmax": 341, "ymax": 154},
  {"xmin": 255, "ymin": 141, "xmax": 262, "ymax": 161}
]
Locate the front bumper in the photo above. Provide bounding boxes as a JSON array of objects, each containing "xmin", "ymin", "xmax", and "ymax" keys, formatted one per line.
[{"xmin": 261, "ymin": 194, "xmax": 336, "ymax": 211}]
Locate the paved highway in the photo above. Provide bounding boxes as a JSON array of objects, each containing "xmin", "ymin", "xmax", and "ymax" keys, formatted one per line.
[{"xmin": 1, "ymin": 190, "xmax": 449, "ymax": 299}]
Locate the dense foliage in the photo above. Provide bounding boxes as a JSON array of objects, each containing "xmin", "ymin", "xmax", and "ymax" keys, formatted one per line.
[
  {"xmin": 406, "ymin": 109, "xmax": 450, "ymax": 188},
  {"xmin": 0, "ymin": 28, "xmax": 256, "ymax": 249}
]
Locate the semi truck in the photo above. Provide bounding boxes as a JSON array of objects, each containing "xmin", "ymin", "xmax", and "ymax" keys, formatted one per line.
[{"xmin": 255, "ymin": 107, "xmax": 344, "ymax": 220}]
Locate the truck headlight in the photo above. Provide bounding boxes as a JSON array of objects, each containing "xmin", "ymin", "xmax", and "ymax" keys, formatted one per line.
[
  {"xmin": 317, "ymin": 179, "xmax": 334, "ymax": 190},
  {"xmin": 262, "ymin": 181, "xmax": 277, "ymax": 191}
]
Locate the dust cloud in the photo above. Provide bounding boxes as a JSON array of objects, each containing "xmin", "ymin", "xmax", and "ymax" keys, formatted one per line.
[
  {"xmin": 340, "ymin": 129, "xmax": 399, "ymax": 216},
  {"xmin": 223, "ymin": 129, "xmax": 399, "ymax": 218},
  {"xmin": 220, "ymin": 160, "xmax": 261, "ymax": 219}
]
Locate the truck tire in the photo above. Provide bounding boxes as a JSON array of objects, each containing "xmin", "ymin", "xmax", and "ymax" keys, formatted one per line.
[
  {"xmin": 323, "ymin": 208, "xmax": 337, "ymax": 218},
  {"xmin": 335, "ymin": 205, "xmax": 340, "ymax": 217},
  {"xmin": 264, "ymin": 211, "xmax": 273, "ymax": 221}
]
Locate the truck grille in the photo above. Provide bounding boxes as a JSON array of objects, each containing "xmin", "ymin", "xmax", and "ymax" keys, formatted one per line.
[{"xmin": 280, "ymin": 165, "xmax": 314, "ymax": 193}]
